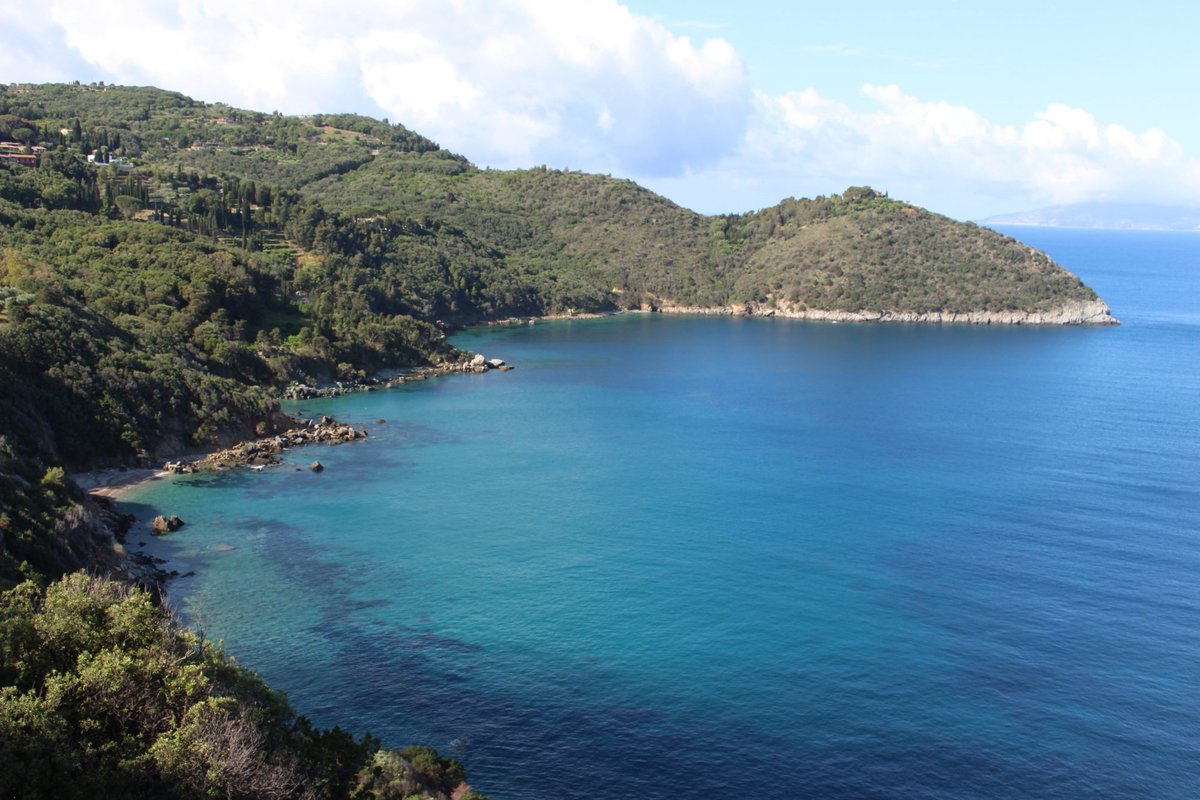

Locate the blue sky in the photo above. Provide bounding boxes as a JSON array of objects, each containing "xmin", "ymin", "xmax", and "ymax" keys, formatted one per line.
[
  {"xmin": 641, "ymin": 0, "xmax": 1196, "ymax": 144},
  {"xmin": 3, "ymin": 1, "xmax": 1197, "ymax": 219}
]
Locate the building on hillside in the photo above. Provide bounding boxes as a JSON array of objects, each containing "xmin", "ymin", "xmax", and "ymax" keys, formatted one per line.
[
  {"xmin": 0, "ymin": 142, "xmax": 43, "ymax": 167},
  {"xmin": 0, "ymin": 152, "xmax": 38, "ymax": 166}
]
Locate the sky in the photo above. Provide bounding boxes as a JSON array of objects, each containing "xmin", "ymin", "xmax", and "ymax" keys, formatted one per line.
[{"xmin": 3, "ymin": 0, "xmax": 1198, "ymax": 219}]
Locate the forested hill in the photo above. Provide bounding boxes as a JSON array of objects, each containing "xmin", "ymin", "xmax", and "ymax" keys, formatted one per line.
[
  {"xmin": 1, "ymin": 82, "xmax": 1111, "ymax": 318},
  {"xmin": 0, "ymin": 82, "xmax": 1114, "ymax": 582}
]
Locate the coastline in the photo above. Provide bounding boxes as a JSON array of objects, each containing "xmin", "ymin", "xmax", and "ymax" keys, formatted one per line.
[
  {"xmin": 647, "ymin": 298, "xmax": 1120, "ymax": 326},
  {"xmin": 70, "ymin": 292, "xmax": 1113, "ymax": 516},
  {"xmin": 76, "ymin": 288, "xmax": 1116, "ymax": 589},
  {"xmin": 483, "ymin": 298, "xmax": 1119, "ymax": 328}
]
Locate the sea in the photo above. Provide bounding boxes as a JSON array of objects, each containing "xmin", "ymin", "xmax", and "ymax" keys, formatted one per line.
[{"xmin": 124, "ymin": 227, "xmax": 1200, "ymax": 799}]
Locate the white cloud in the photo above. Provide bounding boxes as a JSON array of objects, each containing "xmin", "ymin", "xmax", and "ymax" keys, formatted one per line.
[
  {"xmin": 647, "ymin": 85, "xmax": 1200, "ymax": 218},
  {"xmin": 14, "ymin": 0, "xmax": 750, "ymax": 177},
  {"xmin": 4, "ymin": 3, "xmax": 1198, "ymax": 218}
]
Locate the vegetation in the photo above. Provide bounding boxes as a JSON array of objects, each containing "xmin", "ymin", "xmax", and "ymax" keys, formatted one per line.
[
  {"xmin": 0, "ymin": 573, "xmax": 473, "ymax": 799},
  {"xmin": 0, "ymin": 83, "xmax": 1098, "ymax": 324},
  {"xmin": 0, "ymin": 82, "xmax": 1108, "ymax": 798}
]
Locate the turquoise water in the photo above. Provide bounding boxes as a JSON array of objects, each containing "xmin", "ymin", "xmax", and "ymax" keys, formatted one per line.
[{"xmin": 126, "ymin": 228, "xmax": 1200, "ymax": 799}]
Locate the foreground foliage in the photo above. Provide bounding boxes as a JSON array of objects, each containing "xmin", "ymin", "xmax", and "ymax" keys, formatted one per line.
[{"xmin": 0, "ymin": 573, "xmax": 477, "ymax": 800}]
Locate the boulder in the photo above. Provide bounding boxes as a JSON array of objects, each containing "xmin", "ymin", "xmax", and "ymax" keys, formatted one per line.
[
  {"xmin": 486, "ymin": 358, "xmax": 506, "ymax": 368},
  {"xmin": 470, "ymin": 353, "xmax": 486, "ymax": 367},
  {"xmin": 151, "ymin": 514, "xmax": 185, "ymax": 534},
  {"xmin": 310, "ymin": 460, "xmax": 324, "ymax": 473}
]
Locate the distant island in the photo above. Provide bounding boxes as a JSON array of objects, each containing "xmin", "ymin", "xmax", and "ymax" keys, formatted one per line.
[
  {"xmin": 982, "ymin": 203, "xmax": 1200, "ymax": 232},
  {"xmin": 0, "ymin": 81, "xmax": 1121, "ymax": 800}
]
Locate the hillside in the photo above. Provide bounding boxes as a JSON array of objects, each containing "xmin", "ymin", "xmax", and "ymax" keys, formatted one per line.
[{"xmin": 4, "ymin": 83, "xmax": 1112, "ymax": 316}]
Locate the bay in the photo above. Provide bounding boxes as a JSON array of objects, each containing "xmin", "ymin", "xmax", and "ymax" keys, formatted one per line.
[{"xmin": 127, "ymin": 228, "xmax": 1200, "ymax": 799}]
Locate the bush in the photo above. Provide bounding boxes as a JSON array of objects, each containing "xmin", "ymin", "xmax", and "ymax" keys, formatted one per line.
[{"xmin": 0, "ymin": 574, "xmax": 472, "ymax": 800}]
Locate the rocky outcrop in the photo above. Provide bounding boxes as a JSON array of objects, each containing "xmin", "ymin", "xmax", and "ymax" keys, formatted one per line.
[
  {"xmin": 282, "ymin": 378, "xmax": 386, "ymax": 400},
  {"xmin": 466, "ymin": 353, "xmax": 514, "ymax": 373},
  {"xmin": 162, "ymin": 417, "xmax": 367, "ymax": 474},
  {"xmin": 283, "ymin": 357, "xmax": 515, "ymax": 398},
  {"xmin": 151, "ymin": 514, "xmax": 185, "ymax": 535}
]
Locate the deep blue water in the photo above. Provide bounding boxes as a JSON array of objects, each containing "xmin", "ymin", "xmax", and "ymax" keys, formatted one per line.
[{"xmin": 127, "ymin": 228, "xmax": 1200, "ymax": 799}]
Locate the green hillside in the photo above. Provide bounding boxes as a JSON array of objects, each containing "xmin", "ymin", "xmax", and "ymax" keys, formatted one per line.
[{"xmin": 3, "ymin": 82, "xmax": 1107, "ymax": 317}]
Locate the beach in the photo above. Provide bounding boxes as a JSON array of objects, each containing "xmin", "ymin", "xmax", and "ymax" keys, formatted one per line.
[{"xmin": 72, "ymin": 468, "xmax": 168, "ymax": 500}]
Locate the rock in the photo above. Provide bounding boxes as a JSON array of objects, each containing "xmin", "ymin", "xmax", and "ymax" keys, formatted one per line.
[
  {"xmin": 486, "ymin": 358, "xmax": 506, "ymax": 368},
  {"xmin": 310, "ymin": 460, "xmax": 324, "ymax": 472},
  {"xmin": 151, "ymin": 514, "xmax": 185, "ymax": 534},
  {"xmin": 470, "ymin": 353, "xmax": 486, "ymax": 367},
  {"xmin": 375, "ymin": 419, "xmax": 387, "ymax": 424}
]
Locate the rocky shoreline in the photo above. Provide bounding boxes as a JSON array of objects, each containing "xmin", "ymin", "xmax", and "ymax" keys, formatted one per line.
[
  {"xmin": 644, "ymin": 298, "xmax": 1120, "ymax": 325},
  {"xmin": 471, "ymin": 298, "xmax": 1120, "ymax": 329},
  {"xmin": 282, "ymin": 356, "xmax": 514, "ymax": 400},
  {"xmin": 163, "ymin": 416, "xmax": 368, "ymax": 473}
]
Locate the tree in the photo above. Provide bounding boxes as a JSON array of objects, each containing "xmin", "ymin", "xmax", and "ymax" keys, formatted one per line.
[{"xmin": 114, "ymin": 194, "xmax": 144, "ymax": 220}]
